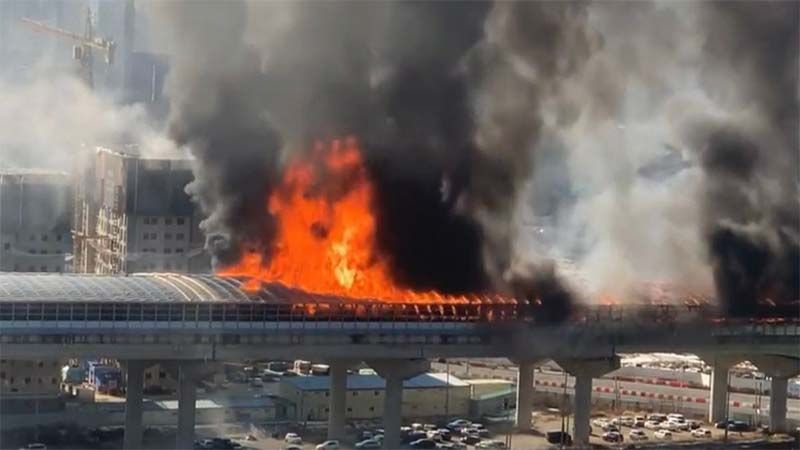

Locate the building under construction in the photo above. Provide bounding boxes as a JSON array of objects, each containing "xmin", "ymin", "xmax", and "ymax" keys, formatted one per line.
[{"xmin": 73, "ymin": 146, "xmax": 210, "ymax": 274}]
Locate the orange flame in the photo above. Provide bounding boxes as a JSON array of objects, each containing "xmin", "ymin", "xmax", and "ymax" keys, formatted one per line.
[{"xmin": 220, "ymin": 137, "xmax": 490, "ymax": 304}]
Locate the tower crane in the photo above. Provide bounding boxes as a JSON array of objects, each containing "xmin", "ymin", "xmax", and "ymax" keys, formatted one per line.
[{"xmin": 21, "ymin": 6, "xmax": 115, "ymax": 89}]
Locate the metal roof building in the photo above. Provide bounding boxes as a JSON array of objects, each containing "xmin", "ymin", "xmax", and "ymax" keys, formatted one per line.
[{"xmin": 283, "ymin": 372, "xmax": 469, "ymax": 392}]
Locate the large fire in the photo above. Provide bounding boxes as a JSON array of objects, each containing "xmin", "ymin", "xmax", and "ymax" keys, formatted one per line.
[{"xmin": 219, "ymin": 137, "xmax": 493, "ymax": 304}]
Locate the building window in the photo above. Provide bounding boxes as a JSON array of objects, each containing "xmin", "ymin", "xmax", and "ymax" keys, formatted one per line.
[
  {"xmin": 40, "ymin": 250, "xmax": 48, "ymax": 254},
  {"xmin": 374, "ymin": 390, "xmax": 379, "ymax": 396},
  {"xmin": 51, "ymin": 377, "xmax": 57, "ymax": 385},
  {"xmin": 37, "ymin": 361, "xmax": 43, "ymax": 368},
  {"xmin": 28, "ymin": 266, "xmax": 35, "ymax": 272},
  {"xmin": 165, "ymin": 218, "xmax": 173, "ymax": 225},
  {"xmin": 28, "ymin": 249, "xmax": 36, "ymax": 254},
  {"xmin": 56, "ymin": 234, "xmax": 62, "ymax": 241},
  {"xmin": 159, "ymin": 371, "xmax": 166, "ymax": 379},
  {"xmin": 29, "ymin": 234, "xmax": 35, "ymax": 241},
  {"xmin": 176, "ymin": 233, "xmax": 185, "ymax": 240},
  {"xmin": 165, "ymin": 233, "xmax": 173, "ymax": 240},
  {"xmin": 325, "ymin": 408, "xmax": 329, "ymax": 413},
  {"xmin": 176, "ymin": 248, "xmax": 184, "ymax": 254},
  {"xmin": 40, "ymin": 266, "xmax": 47, "ymax": 272},
  {"xmin": 145, "ymin": 373, "xmax": 152, "ymax": 380},
  {"xmin": 347, "ymin": 407, "xmax": 352, "ymax": 413},
  {"xmin": 38, "ymin": 378, "xmax": 43, "ymax": 384},
  {"xmin": 164, "ymin": 248, "xmax": 172, "ymax": 254},
  {"xmin": 24, "ymin": 377, "xmax": 31, "ymax": 385},
  {"xmin": 325, "ymin": 392, "xmax": 329, "ymax": 397},
  {"xmin": 177, "ymin": 218, "xmax": 185, "ymax": 225},
  {"xmin": 9, "ymin": 377, "xmax": 14, "ymax": 385},
  {"xmin": 143, "ymin": 234, "xmax": 149, "ymax": 241},
  {"xmin": 150, "ymin": 233, "xmax": 157, "ymax": 240},
  {"xmin": 3, "ymin": 243, "xmax": 9, "ymax": 250},
  {"xmin": 352, "ymin": 391, "xmax": 358, "ymax": 397},
  {"xmin": 0, "ymin": 371, "xmax": 5, "ymax": 379},
  {"xmin": 369, "ymin": 406, "xmax": 375, "ymax": 412},
  {"xmin": 41, "ymin": 234, "xmax": 48, "ymax": 241}
]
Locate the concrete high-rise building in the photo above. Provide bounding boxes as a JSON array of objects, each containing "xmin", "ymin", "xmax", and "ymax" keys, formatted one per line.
[
  {"xmin": 0, "ymin": 170, "xmax": 72, "ymax": 273},
  {"xmin": 73, "ymin": 145, "xmax": 210, "ymax": 274}
]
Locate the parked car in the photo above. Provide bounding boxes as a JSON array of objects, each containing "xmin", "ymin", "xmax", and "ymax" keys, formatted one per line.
[
  {"xmin": 728, "ymin": 421, "xmax": 751, "ymax": 432},
  {"xmin": 437, "ymin": 429, "xmax": 452, "ymax": 440},
  {"xmin": 20, "ymin": 445, "xmax": 46, "ymax": 450},
  {"xmin": 315, "ymin": 440, "xmax": 339, "ymax": 450},
  {"xmin": 284, "ymin": 446, "xmax": 302, "ymax": 450},
  {"xmin": 615, "ymin": 416, "xmax": 635, "ymax": 427},
  {"xmin": 405, "ymin": 432, "xmax": 428, "ymax": 443},
  {"xmin": 687, "ymin": 420, "xmax": 702, "ymax": 430},
  {"xmin": 602, "ymin": 423, "xmax": 620, "ymax": 433},
  {"xmin": 464, "ymin": 427, "xmax": 489, "ymax": 438},
  {"xmin": 668, "ymin": 417, "xmax": 690, "ymax": 431},
  {"xmin": 424, "ymin": 424, "xmax": 438, "ymax": 431},
  {"xmin": 410, "ymin": 438, "xmax": 438, "ymax": 449},
  {"xmin": 284, "ymin": 433, "xmax": 302, "ymax": 444},
  {"xmin": 667, "ymin": 413, "xmax": 685, "ymax": 422},
  {"xmin": 462, "ymin": 435, "xmax": 482, "ymax": 445},
  {"xmin": 691, "ymin": 428, "xmax": 712, "ymax": 438},
  {"xmin": 654, "ymin": 429, "xmax": 672, "ymax": 440},
  {"xmin": 592, "ymin": 418, "xmax": 609, "ymax": 428},
  {"xmin": 659, "ymin": 421, "xmax": 680, "ymax": 431},
  {"xmin": 715, "ymin": 420, "xmax": 735, "ymax": 429},
  {"xmin": 475, "ymin": 441, "xmax": 506, "ymax": 449},
  {"xmin": 447, "ymin": 419, "xmax": 471, "ymax": 432},
  {"xmin": 412, "ymin": 423, "xmax": 425, "ymax": 431},
  {"xmin": 437, "ymin": 441, "xmax": 467, "ymax": 450},
  {"xmin": 355, "ymin": 439, "xmax": 381, "ymax": 449},
  {"xmin": 633, "ymin": 416, "xmax": 646, "ymax": 428},
  {"xmin": 644, "ymin": 420, "xmax": 661, "ymax": 430},
  {"xmin": 648, "ymin": 414, "xmax": 668, "ymax": 423},
  {"xmin": 545, "ymin": 431, "xmax": 572, "ymax": 446},
  {"xmin": 602, "ymin": 431, "xmax": 623, "ymax": 443},
  {"xmin": 628, "ymin": 429, "xmax": 648, "ymax": 441},
  {"xmin": 359, "ymin": 431, "xmax": 373, "ymax": 441}
]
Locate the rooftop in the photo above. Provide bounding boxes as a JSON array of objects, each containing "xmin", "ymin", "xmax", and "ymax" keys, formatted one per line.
[{"xmin": 283, "ymin": 372, "xmax": 469, "ymax": 391}]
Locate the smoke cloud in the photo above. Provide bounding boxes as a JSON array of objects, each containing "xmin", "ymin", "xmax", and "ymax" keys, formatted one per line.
[{"xmin": 149, "ymin": 0, "xmax": 798, "ymax": 317}]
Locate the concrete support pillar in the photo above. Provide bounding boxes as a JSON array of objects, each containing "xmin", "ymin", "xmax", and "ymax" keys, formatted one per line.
[
  {"xmin": 750, "ymin": 355, "xmax": 799, "ymax": 433},
  {"xmin": 327, "ymin": 361, "xmax": 348, "ymax": 441},
  {"xmin": 573, "ymin": 373, "xmax": 593, "ymax": 444},
  {"xmin": 769, "ymin": 377, "xmax": 788, "ymax": 433},
  {"xmin": 176, "ymin": 362, "xmax": 198, "ymax": 450},
  {"xmin": 708, "ymin": 362, "xmax": 732, "ymax": 424},
  {"xmin": 515, "ymin": 361, "xmax": 535, "ymax": 431},
  {"xmin": 368, "ymin": 359, "xmax": 430, "ymax": 450},
  {"xmin": 383, "ymin": 374, "xmax": 404, "ymax": 449},
  {"xmin": 557, "ymin": 356, "xmax": 620, "ymax": 447},
  {"xmin": 123, "ymin": 360, "xmax": 146, "ymax": 450}
]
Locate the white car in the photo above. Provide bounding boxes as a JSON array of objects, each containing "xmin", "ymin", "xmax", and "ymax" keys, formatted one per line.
[
  {"xmin": 284, "ymin": 446, "xmax": 302, "ymax": 450},
  {"xmin": 284, "ymin": 433, "xmax": 302, "ymax": 444},
  {"xmin": 592, "ymin": 418, "xmax": 609, "ymax": 428},
  {"xmin": 616, "ymin": 416, "xmax": 635, "ymax": 427},
  {"xmin": 654, "ymin": 429, "xmax": 672, "ymax": 440},
  {"xmin": 475, "ymin": 441, "xmax": 506, "ymax": 449},
  {"xmin": 669, "ymin": 418, "xmax": 690, "ymax": 431},
  {"xmin": 667, "ymin": 413, "xmax": 685, "ymax": 422},
  {"xmin": 691, "ymin": 428, "xmax": 712, "ymax": 438},
  {"xmin": 628, "ymin": 429, "xmax": 648, "ymax": 441},
  {"xmin": 644, "ymin": 420, "xmax": 661, "ymax": 430},
  {"xmin": 659, "ymin": 421, "xmax": 680, "ymax": 431},
  {"xmin": 448, "ymin": 419, "xmax": 471, "ymax": 428},
  {"xmin": 315, "ymin": 440, "xmax": 339, "ymax": 450},
  {"xmin": 355, "ymin": 439, "xmax": 381, "ymax": 449}
]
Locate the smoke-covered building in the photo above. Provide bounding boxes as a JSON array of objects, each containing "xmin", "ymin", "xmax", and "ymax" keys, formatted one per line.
[
  {"xmin": 73, "ymin": 146, "xmax": 210, "ymax": 274},
  {"xmin": 0, "ymin": 170, "xmax": 72, "ymax": 273}
]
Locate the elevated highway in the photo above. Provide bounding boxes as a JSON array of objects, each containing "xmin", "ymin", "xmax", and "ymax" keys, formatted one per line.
[{"xmin": 0, "ymin": 273, "xmax": 797, "ymax": 449}]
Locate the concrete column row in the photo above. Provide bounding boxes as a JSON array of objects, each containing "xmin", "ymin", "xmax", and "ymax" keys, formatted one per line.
[{"xmin": 122, "ymin": 360, "xmax": 199, "ymax": 450}]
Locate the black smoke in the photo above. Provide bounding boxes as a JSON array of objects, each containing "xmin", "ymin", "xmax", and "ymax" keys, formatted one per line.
[
  {"xmin": 150, "ymin": 0, "xmax": 585, "ymax": 311},
  {"xmin": 695, "ymin": 2, "xmax": 800, "ymax": 317}
]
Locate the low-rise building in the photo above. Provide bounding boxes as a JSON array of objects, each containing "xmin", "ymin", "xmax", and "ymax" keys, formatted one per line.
[{"xmin": 279, "ymin": 372, "xmax": 470, "ymax": 421}]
